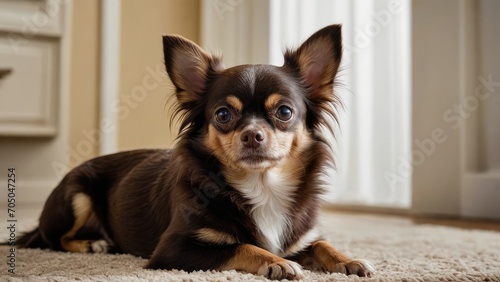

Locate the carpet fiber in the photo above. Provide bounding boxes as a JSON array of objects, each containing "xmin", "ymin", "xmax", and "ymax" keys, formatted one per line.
[{"xmin": 2, "ymin": 212, "xmax": 500, "ymax": 281}]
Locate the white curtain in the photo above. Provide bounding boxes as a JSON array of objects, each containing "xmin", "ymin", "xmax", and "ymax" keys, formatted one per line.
[{"xmin": 201, "ymin": 0, "xmax": 411, "ymax": 208}]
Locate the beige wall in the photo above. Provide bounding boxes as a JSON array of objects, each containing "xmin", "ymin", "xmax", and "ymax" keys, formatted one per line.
[
  {"xmin": 69, "ymin": 0, "xmax": 101, "ymax": 162},
  {"xmin": 68, "ymin": 0, "xmax": 200, "ymax": 161},
  {"xmin": 118, "ymin": 0, "xmax": 200, "ymax": 150}
]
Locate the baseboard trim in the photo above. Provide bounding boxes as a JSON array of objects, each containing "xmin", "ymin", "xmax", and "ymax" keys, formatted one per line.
[
  {"xmin": 461, "ymin": 172, "xmax": 500, "ymax": 220},
  {"xmin": 323, "ymin": 203, "xmax": 410, "ymax": 216},
  {"xmin": 4, "ymin": 179, "xmax": 56, "ymax": 207}
]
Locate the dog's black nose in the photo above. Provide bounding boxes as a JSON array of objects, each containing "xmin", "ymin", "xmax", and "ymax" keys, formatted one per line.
[{"xmin": 240, "ymin": 130, "xmax": 266, "ymax": 149}]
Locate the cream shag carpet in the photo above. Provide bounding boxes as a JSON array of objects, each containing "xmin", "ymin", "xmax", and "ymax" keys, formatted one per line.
[{"xmin": 1, "ymin": 212, "xmax": 500, "ymax": 282}]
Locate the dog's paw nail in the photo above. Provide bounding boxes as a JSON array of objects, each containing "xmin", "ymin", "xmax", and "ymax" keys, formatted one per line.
[
  {"xmin": 258, "ymin": 260, "xmax": 304, "ymax": 280},
  {"xmin": 90, "ymin": 240, "xmax": 109, "ymax": 253}
]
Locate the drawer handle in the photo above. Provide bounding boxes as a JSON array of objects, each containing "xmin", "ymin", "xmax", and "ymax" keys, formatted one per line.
[{"xmin": 0, "ymin": 68, "xmax": 13, "ymax": 80}]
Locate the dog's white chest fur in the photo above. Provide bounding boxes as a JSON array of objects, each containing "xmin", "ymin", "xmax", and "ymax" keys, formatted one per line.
[{"xmin": 231, "ymin": 169, "xmax": 298, "ymax": 255}]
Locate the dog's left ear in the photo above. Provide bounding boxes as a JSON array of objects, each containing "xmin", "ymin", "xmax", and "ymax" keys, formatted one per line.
[
  {"xmin": 284, "ymin": 25, "xmax": 342, "ymax": 129},
  {"xmin": 284, "ymin": 25, "xmax": 342, "ymax": 120}
]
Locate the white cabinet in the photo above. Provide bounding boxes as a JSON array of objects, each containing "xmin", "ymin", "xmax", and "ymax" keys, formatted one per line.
[
  {"xmin": 0, "ymin": 0, "xmax": 70, "ymax": 208},
  {"xmin": 0, "ymin": 0, "xmax": 64, "ymax": 36},
  {"xmin": 0, "ymin": 37, "xmax": 59, "ymax": 136},
  {"xmin": 0, "ymin": 0, "xmax": 63, "ymax": 137}
]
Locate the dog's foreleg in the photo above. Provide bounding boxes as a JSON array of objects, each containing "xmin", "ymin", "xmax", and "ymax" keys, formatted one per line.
[
  {"xmin": 147, "ymin": 232, "xmax": 303, "ymax": 280},
  {"xmin": 292, "ymin": 240, "xmax": 375, "ymax": 277},
  {"xmin": 221, "ymin": 244, "xmax": 304, "ymax": 280}
]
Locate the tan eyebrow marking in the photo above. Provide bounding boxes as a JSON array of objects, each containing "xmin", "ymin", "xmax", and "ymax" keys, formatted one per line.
[
  {"xmin": 226, "ymin": 95, "xmax": 243, "ymax": 111},
  {"xmin": 264, "ymin": 93, "xmax": 283, "ymax": 111}
]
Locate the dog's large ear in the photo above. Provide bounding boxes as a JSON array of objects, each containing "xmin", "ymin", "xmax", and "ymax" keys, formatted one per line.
[
  {"xmin": 284, "ymin": 25, "xmax": 342, "ymax": 128},
  {"xmin": 163, "ymin": 35, "xmax": 223, "ymax": 108}
]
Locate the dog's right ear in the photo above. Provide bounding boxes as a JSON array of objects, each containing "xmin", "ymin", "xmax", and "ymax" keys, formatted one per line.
[{"xmin": 163, "ymin": 35, "xmax": 223, "ymax": 108}]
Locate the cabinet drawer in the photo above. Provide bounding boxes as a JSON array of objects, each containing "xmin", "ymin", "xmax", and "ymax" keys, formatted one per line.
[
  {"xmin": 0, "ymin": 35, "xmax": 59, "ymax": 136},
  {"xmin": 0, "ymin": 0, "xmax": 63, "ymax": 36}
]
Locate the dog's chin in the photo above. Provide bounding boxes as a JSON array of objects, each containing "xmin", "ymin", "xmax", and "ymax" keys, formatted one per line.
[{"xmin": 237, "ymin": 156, "xmax": 280, "ymax": 171}]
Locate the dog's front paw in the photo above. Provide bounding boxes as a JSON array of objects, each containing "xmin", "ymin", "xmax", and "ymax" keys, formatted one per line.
[
  {"xmin": 258, "ymin": 259, "xmax": 304, "ymax": 280},
  {"xmin": 330, "ymin": 259, "xmax": 375, "ymax": 277}
]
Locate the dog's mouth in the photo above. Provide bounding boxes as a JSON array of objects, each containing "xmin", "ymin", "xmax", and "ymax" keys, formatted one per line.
[{"xmin": 237, "ymin": 153, "xmax": 281, "ymax": 169}]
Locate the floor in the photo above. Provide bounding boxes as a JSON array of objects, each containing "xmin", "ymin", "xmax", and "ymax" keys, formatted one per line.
[
  {"xmin": 3, "ymin": 206, "xmax": 500, "ymax": 281},
  {"xmin": 3, "ymin": 205, "xmax": 500, "ymax": 240},
  {"xmin": 412, "ymin": 214, "xmax": 500, "ymax": 232},
  {"xmin": 326, "ymin": 206, "xmax": 500, "ymax": 232},
  {"xmin": 4, "ymin": 206, "xmax": 500, "ymax": 243}
]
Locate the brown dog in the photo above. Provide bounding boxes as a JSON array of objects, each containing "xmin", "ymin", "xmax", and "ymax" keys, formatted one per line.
[{"xmin": 17, "ymin": 25, "xmax": 374, "ymax": 280}]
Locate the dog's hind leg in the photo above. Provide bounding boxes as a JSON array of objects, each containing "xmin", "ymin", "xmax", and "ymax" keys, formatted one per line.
[{"xmin": 59, "ymin": 193, "xmax": 109, "ymax": 253}]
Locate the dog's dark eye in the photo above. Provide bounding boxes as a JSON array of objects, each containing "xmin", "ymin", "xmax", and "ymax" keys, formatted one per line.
[
  {"xmin": 215, "ymin": 108, "xmax": 232, "ymax": 124},
  {"xmin": 276, "ymin": 106, "xmax": 293, "ymax": 121}
]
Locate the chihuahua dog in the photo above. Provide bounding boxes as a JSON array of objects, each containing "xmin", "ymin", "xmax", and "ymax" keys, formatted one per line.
[{"xmin": 17, "ymin": 25, "xmax": 374, "ymax": 279}]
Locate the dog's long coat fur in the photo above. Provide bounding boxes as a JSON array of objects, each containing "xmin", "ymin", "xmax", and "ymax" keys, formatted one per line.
[{"xmin": 17, "ymin": 25, "xmax": 374, "ymax": 280}]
